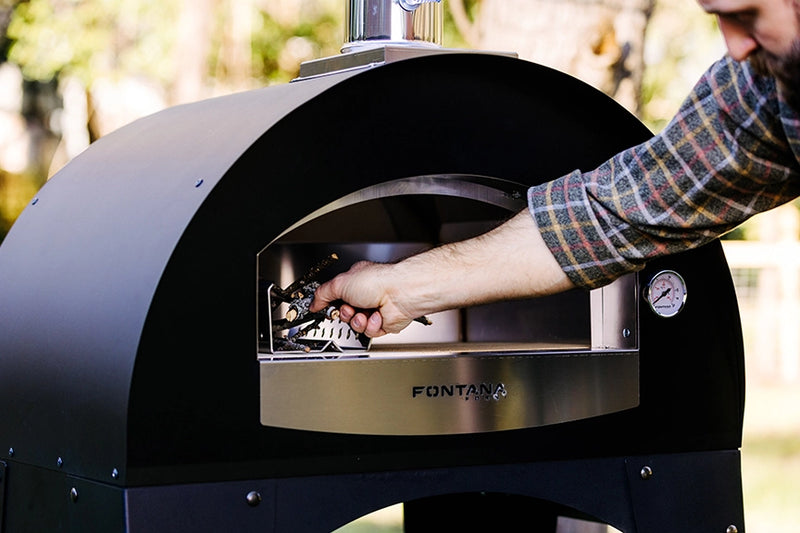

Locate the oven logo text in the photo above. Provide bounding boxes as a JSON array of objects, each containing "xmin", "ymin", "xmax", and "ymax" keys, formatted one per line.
[{"xmin": 412, "ymin": 383, "xmax": 508, "ymax": 401}]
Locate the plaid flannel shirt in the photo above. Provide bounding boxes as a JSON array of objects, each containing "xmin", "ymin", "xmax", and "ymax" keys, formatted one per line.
[{"xmin": 528, "ymin": 55, "xmax": 800, "ymax": 289}]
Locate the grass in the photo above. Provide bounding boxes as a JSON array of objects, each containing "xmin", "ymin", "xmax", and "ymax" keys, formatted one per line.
[{"xmin": 741, "ymin": 383, "xmax": 800, "ymax": 533}]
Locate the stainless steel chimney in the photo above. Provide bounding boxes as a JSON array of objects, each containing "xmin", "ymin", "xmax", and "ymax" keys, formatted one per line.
[
  {"xmin": 297, "ymin": 0, "xmax": 499, "ymax": 82},
  {"xmin": 343, "ymin": 0, "xmax": 443, "ymax": 52}
]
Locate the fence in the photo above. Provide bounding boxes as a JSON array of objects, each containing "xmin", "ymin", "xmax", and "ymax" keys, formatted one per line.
[{"xmin": 722, "ymin": 204, "xmax": 800, "ymax": 384}]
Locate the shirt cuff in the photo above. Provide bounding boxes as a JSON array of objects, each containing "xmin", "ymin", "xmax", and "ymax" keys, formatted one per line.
[{"xmin": 527, "ymin": 172, "xmax": 644, "ymax": 290}]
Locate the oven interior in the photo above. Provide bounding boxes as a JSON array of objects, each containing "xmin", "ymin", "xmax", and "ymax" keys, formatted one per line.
[{"xmin": 257, "ymin": 175, "xmax": 636, "ymax": 359}]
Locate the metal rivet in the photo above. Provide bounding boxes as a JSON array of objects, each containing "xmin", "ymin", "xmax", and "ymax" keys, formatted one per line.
[
  {"xmin": 194, "ymin": 179, "xmax": 204, "ymax": 188},
  {"xmin": 246, "ymin": 491, "xmax": 262, "ymax": 507},
  {"xmin": 622, "ymin": 328, "xmax": 631, "ymax": 338},
  {"xmin": 69, "ymin": 487, "xmax": 79, "ymax": 503},
  {"xmin": 57, "ymin": 457, "xmax": 63, "ymax": 468},
  {"xmin": 111, "ymin": 468, "xmax": 119, "ymax": 480},
  {"xmin": 8, "ymin": 447, "xmax": 14, "ymax": 457},
  {"xmin": 726, "ymin": 526, "xmax": 738, "ymax": 533},
  {"xmin": 640, "ymin": 465, "xmax": 653, "ymax": 480}
]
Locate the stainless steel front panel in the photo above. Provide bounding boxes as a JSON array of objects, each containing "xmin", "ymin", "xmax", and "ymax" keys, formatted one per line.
[{"xmin": 259, "ymin": 349, "xmax": 638, "ymax": 435}]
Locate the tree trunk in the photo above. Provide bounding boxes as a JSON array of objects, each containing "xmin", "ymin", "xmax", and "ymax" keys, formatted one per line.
[
  {"xmin": 171, "ymin": 0, "xmax": 216, "ymax": 104},
  {"xmin": 451, "ymin": 0, "xmax": 655, "ymax": 115},
  {"xmin": 215, "ymin": 0, "xmax": 254, "ymax": 92}
]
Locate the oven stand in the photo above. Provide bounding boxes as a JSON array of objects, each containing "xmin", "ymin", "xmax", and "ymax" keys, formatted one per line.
[{"xmin": 118, "ymin": 450, "xmax": 744, "ymax": 532}]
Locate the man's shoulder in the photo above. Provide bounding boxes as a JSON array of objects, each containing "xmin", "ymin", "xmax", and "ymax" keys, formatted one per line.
[
  {"xmin": 707, "ymin": 55, "xmax": 777, "ymax": 98},
  {"xmin": 690, "ymin": 55, "xmax": 783, "ymax": 127}
]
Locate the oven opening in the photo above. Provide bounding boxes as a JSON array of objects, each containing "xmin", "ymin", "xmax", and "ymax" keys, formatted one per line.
[{"xmin": 257, "ymin": 175, "xmax": 637, "ymax": 359}]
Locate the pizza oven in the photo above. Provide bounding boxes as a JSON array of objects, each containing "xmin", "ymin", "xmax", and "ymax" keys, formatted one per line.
[{"xmin": 0, "ymin": 3, "xmax": 746, "ymax": 531}]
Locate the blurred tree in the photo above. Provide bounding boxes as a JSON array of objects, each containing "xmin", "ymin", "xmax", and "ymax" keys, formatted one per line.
[
  {"xmin": 449, "ymin": 0, "xmax": 656, "ymax": 115},
  {"xmin": 1, "ymin": 0, "xmax": 15, "ymax": 59},
  {"xmin": 251, "ymin": 0, "xmax": 341, "ymax": 84},
  {"xmin": 1, "ymin": 0, "xmax": 56, "ymax": 243},
  {"xmin": 8, "ymin": 0, "xmax": 179, "ymax": 141},
  {"xmin": 6, "ymin": 0, "xmax": 344, "ymax": 129},
  {"xmin": 9, "ymin": 0, "xmax": 179, "ymax": 86},
  {"xmin": 640, "ymin": 0, "xmax": 724, "ymax": 130}
]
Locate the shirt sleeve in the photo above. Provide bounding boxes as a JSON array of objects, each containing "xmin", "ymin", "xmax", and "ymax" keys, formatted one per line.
[{"xmin": 528, "ymin": 56, "xmax": 800, "ymax": 289}]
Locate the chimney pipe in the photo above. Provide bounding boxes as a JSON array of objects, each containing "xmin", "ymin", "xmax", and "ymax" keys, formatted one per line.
[{"xmin": 343, "ymin": 0, "xmax": 443, "ymax": 53}]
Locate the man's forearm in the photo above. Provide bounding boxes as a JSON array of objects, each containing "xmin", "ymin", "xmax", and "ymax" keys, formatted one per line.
[
  {"xmin": 311, "ymin": 209, "xmax": 575, "ymax": 337},
  {"xmin": 390, "ymin": 209, "xmax": 575, "ymax": 316}
]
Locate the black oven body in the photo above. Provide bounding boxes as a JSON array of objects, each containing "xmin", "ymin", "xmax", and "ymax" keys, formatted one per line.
[{"xmin": 0, "ymin": 53, "xmax": 745, "ymax": 532}]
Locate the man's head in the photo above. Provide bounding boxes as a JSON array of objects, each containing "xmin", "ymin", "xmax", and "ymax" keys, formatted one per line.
[{"xmin": 699, "ymin": 0, "xmax": 800, "ymax": 110}]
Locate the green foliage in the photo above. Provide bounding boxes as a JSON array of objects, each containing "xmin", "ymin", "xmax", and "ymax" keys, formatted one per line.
[
  {"xmin": 641, "ymin": 0, "xmax": 725, "ymax": 131},
  {"xmin": 442, "ymin": 0, "xmax": 478, "ymax": 49},
  {"xmin": 7, "ymin": 0, "xmax": 178, "ymax": 85},
  {"xmin": 249, "ymin": 7, "xmax": 341, "ymax": 84},
  {"xmin": 0, "ymin": 170, "xmax": 38, "ymax": 244},
  {"xmin": 250, "ymin": 12, "xmax": 285, "ymax": 82},
  {"xmin": 7, "ymin": 0, "xmax": 346, "ymax": 88},
  {"xmin": 1, "ymin": 1, "xmax": 18, "ymax": 61},
  {"xmin": 5, "ymin": 0, "xmax": 512, "ymax": 95}
]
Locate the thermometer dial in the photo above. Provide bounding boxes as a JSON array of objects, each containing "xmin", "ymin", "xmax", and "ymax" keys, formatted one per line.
[{"xmin": 645, "ymin": 270, "xmax": 687, "ymax": 317}]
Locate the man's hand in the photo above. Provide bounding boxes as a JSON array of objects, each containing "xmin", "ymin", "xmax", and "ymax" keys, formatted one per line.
[{"xmin": 309, "ymin": 261, "xmax": 417, "ymax": 337}]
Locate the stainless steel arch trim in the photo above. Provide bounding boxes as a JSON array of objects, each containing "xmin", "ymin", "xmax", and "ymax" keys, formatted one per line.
[{"xmin": 268, "ymin": 174, "xmax": 528, "ymax": 248}]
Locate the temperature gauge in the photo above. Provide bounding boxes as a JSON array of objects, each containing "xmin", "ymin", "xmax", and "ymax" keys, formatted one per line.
[{"xmin": 645, "ymin": 270, "xmax": 687, "ymax": 317}]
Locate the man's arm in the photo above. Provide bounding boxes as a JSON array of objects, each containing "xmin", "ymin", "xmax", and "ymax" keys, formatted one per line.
[
  {"xmin": 531, "ymin": 56, "xmax": 800, "ymax": 289},
  {"xmin": 309, "ymin": 210, "xmax": 575, "ymax": 337}
]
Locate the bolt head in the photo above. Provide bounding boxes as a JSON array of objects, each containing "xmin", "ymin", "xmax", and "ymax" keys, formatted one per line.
[
  {"xmin": 726, "ymin": 526, "xmax": 738, "ymax": 533},
  {"xmin": 69, "ymin": 487, "xmax": 79, "ymax": 503},
  {"xmin": 640, "ymin": 465, "xmax": 653, "ymax": 480},
  {"xmin": 246, "ymin": 491, "xmax": 262, "ymax": 507}
]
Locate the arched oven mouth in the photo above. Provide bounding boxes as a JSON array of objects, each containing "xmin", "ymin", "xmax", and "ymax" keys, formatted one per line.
[{"xmin": 258, "ymin": 174, "xmax": 637, "ymax": 358}]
